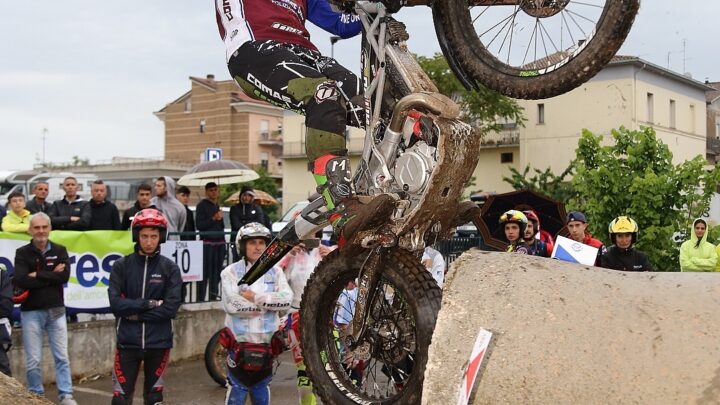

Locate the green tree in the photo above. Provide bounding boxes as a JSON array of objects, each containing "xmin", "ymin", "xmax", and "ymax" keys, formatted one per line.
[
  {"xmin": 220, "ymin": 168, "xmax": 281, "ymax": 221},
  {"xmin": 502, "ymin": 164, "xmax": 576, "ymax": 202},
  {"xmin": 570, "ymin": 126, "xmax": 720, "ymax": 271},
  {"xmin": 416, "ymin": 53, "xmax": 525, "ymax": 134}
]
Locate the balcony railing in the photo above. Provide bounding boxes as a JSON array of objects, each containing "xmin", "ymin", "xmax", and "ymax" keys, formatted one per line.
[
  {"xmin": 259, "ymin": 130, "xmax": 283, "ymax": 145},
  {"xmin": 481, "ymin": 131, "xmax": 520, "ymax": 147}
]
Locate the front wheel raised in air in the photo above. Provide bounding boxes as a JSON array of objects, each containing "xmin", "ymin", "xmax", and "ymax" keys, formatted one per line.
[
  {"xmin": 434, "ymin": 0, "xmax": 640, "ymax": 99},
  {"xmin": 300, "ymin": 249, "xmax": 441, "ymax": 404}
]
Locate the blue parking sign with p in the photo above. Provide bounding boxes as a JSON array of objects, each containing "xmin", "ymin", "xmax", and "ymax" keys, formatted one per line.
[{"xmin": 206, "ymin": 148, "xmax": 222, "ymax": 161}]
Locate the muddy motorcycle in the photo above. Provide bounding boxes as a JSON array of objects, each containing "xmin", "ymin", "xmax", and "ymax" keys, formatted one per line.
[{"xmin": 237, "ymin": 0, "xmax": 639, "ymax": 403}]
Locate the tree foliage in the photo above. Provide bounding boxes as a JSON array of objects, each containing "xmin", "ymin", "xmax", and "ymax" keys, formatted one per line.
[
  {"xmin": 416, "ymin": 53, "xmax": 525, "ymax": 134},
  {"xmin": 503, "ymin": 164, "xmax": 575, "ymax": 202},
  {"xmin": 570, "ymin": 126, "xmax": 720, "ymax": 271},
  {"xmin": 219, "ymin": 168, "xmax": 281, "ymax": 221}
]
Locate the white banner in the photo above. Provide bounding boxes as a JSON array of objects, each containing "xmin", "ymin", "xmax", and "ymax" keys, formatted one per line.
[
  {"xmin": 551, "ymin": 235, "xmax": 599, "ymax": 266},
  {"xmin": 160, "ymin": 240, "xmax": 204, "ymax": 282}
]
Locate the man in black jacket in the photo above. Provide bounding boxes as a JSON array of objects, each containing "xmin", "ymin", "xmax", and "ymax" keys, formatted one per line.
[
  {"xmin": 121, "ymin": 183, "xmax": 155, "ymax": 230},
  {"xmin": 108, "ymin": 208, "xmax": 182, "ymax": 405},
  {"xmin": 230, "ymin": 185, "xmax": 271, "ymax": 232},
  {"xmin": 13, "ymin": 212, "xmax": 77, "ymax": 404},
  {"xmin": 48, "ymin": 176, "xmax": 91, "ymax": 231},
  {"xmin": 601, "ymin": 216, "xmax": 652, "ymax": 272},
  {"xmin": 229, "ymin": 185, "xmax": 270, "ymax": 262},
  {"xmin": 26, "ymin": 181, "xmax": 51, "ymax": 214},
  {"xmin": 196, "ymin": 182, "xmax": 226, "ymax": 300},
  {"xmin": 88, "ymin": 180, "xmax": 121, "ymax": 230},
  {"xmin": 0, "ymin": 263, "xmax": 12, "ymax": 376},
  {"xmin": 175, "ymin": 185, "xmax": 196, "ymax": 241}
]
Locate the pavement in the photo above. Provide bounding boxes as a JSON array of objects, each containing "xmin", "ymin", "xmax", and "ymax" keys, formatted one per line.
[{"xmin": 45, "ymin": 352, "xmax": 304, "ymax": 405}]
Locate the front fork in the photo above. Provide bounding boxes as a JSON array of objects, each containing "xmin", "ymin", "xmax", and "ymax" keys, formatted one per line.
[{"xmin": 345, "ymin": 250, "xmax": 384, "ymax": 352}]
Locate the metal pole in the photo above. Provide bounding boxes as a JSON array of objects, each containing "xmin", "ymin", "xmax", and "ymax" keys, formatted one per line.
[{"xmin": 42, "ymin": 127, "xmax": 48, "ymax": 166}]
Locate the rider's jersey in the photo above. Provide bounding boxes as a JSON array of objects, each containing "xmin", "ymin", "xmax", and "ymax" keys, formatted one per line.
[
  {"xmin": 215, "ymin": 0, "xmax": 362, "ymax": 62},
  {"xmin": 506, "ymin": 242, "xmax": 529, "ymax": 254},
  {"xmin": 523, "ymin": 239, "xmax": 549, "ymax": 258}
]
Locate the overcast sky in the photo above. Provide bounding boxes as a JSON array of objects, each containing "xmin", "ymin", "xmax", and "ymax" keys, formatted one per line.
[{"xmin": 0, "ymin": 1, "xmax": 717, "ymax": 171}]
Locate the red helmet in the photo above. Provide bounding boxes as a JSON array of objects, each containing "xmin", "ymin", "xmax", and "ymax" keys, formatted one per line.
[
  {"xmin": 131, "ymin": 208, "xmax": 168, "ymax": 243},
  {"xmin": 523, "ymin": 210, "xmax": 540, "ymax": 236}
]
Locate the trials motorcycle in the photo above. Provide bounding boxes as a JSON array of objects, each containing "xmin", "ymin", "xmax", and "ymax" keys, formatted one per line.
[{"xmin": 231, "ymin": 0, "xmax": 639, "ymax": 403}]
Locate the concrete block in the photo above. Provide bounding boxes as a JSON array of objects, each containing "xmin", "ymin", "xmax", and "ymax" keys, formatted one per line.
[{"xmin": 423, "ymin": 250, "xmax": 720, "ymax": 404}]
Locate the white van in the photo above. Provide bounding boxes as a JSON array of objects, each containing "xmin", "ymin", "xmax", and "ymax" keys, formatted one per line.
[
  {"xmin": 27, "ymin": 172, "xmax": 97, "ymax": 203},
  {"xmin": 0, "ymin": 170, "xmax": 39, "ymax": 206}
]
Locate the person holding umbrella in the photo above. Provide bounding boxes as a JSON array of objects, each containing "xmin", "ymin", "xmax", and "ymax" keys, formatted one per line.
[{"xmin": 499, "ymin": 210, "xmax": 529, "ymax": 254}]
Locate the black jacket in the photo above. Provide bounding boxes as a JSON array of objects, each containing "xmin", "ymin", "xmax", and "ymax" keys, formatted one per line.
[
  {"xmin": 88, "ymin": 199, "xmax": 121, "ymax": 230},
  {"xmin": 26, "ymin": 198, "xmax": 51, "ymax": 215},
  {"xmin": 181, "ymin": 205, "xmax": 196, "ymax": 241},
  {"xmin": 196, "ymin": 199, "xmax": 225, "ymax": 241},
  {"xmin": 0, "ymin": 265, "xmax": 12, "ymax": 319},
  {"xmin": 108, "ymin": 248, "xmax": 182, "ymax": 349},
  {"xmin": 601, "ymin": 246, "xmax": 653, "ymax": 272},
  {"xmin": 230, "ymin": 203, "xmax": 270, "ymax": 232},
  {"xmin": 48, "ymin": 197, "xmax": 91, "ymax": 230},
  {"xmin": 121, "ymin": 202, "xmax": 157, "ymax": 231},
  {"xmin": 13, "ymin": 241, "xmax": 70, "ymax": 311}
]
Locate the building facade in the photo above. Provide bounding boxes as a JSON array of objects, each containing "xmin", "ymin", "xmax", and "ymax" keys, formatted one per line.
[
  {"xmin": 471, "ymin": 56, "xmax": 712, "ymax": 193},
  {"xmin": 154, "ymin": 75, "xmax": 284, "ymax": 178}
]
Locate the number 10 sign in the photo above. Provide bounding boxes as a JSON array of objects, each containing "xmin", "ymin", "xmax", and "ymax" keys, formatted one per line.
[{"xmin": 160, "ymin": 241, "xmax": 204, "ymax": 282}]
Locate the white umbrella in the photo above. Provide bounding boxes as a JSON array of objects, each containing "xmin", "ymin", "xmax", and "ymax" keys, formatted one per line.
[{"xmin": 177, "ymin": 160, "xmax": 259, "ymax": 186}]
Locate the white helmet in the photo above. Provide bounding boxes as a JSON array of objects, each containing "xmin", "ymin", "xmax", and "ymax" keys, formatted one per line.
[{"xmin": 236, "ymin": 222, "xmax": 272, "ymax": 257}]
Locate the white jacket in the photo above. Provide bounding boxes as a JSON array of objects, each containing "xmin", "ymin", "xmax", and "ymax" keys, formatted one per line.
[{"xmin": 221, "ymin": 260, "xmax": 293, "ymax": 344}]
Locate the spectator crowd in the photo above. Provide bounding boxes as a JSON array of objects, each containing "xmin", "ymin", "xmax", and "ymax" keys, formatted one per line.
[{"xmin": 498, "ymin": 208, "xmax": 720, "ymax": 273}]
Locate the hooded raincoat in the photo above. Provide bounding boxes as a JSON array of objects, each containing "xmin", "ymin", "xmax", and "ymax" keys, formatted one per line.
[
  {"xmin": 679, "ymin": 218, "xmax": 718, "ymax": 272},
  {"xmin": 150, "ymin": 176, "xmax": 187, "ymax": 240}
]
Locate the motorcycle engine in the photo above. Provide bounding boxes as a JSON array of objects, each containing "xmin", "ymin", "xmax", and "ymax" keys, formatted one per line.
[{"xmin": 393, "ymin": 141, "xmax": 436, "ymax": 195}]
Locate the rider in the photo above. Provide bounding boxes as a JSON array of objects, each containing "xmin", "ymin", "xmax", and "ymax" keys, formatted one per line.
[
  {"xmin": 499, "ymin": 210, "xmax": 529, "ymax": 254},
  {"xmin": 215, "ymin": 0, "xmax": 396, "ymax": 249},
  {"xmin": 220, "ymin": 223, "xmax": 293, "ymax": 405},
  {"xmin": 600, "ymin": 216, "xmax": 652, "ymax": 271},
  {"xmin": 522, "ymin": 210, "xmax": 551, "ymax": 257},
  {"xmin": 108, "ymin": 209, "xmax": 183, "ymax": 405}
]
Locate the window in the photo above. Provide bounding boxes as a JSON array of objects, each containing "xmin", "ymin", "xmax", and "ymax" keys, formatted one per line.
[
  {"xmin": 184, "ymin": 98, "xmax": 191, "ymax": 112},
  {"xmin": 260, "ymin": 152, "xmax": 269, "ymax": 170},
  {"xmin": 537, "ymin": 104, "xmax": 545, "ymax": 124},
  {"xmin": 646, "ymin": 93, "xmax": 654, "ymax": 122},
  {"xmin": 716, "ymin": 122, "xmax": 720, "ymax": 139},
  {"xmin": 689, "ymin": 104, "xmax": 695, "ymax": 133},
  {"xmin": 500, "ymin": 152, "xmax": 513, "ymax": 163},
  {"xmin": 199, "ymin": 119, "xmax": 206, "ymax": 133},
  {"xmin": 669, "ymin": 100, "xmax": 676, "ymax": 129},
  {"xmin": 260, "ymin": 120, "xmax": 269, "ymax": 140}
]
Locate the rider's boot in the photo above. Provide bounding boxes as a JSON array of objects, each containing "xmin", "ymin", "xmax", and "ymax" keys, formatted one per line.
[{"xmin": 310, "ymin": 153, "xmax": 396, "ymax": 248}]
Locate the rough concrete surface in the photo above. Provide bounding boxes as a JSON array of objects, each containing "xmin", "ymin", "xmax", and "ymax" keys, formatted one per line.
[
  {"xmin": 0, "ymin": 372, "xmax": 53, "ymax": 404},
  {"xmin": 423, "ymin": 250, "xmax": 720, "ymax": 405}
]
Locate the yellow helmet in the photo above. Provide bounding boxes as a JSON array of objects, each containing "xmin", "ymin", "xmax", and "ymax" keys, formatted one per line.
[
  {"xmin": 499, "ymin": 210, "xmax": 528, "ymax": 235},
  {"xmin": 608, "ymin": 216, "xmax": 639, "ymax": 244}
]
